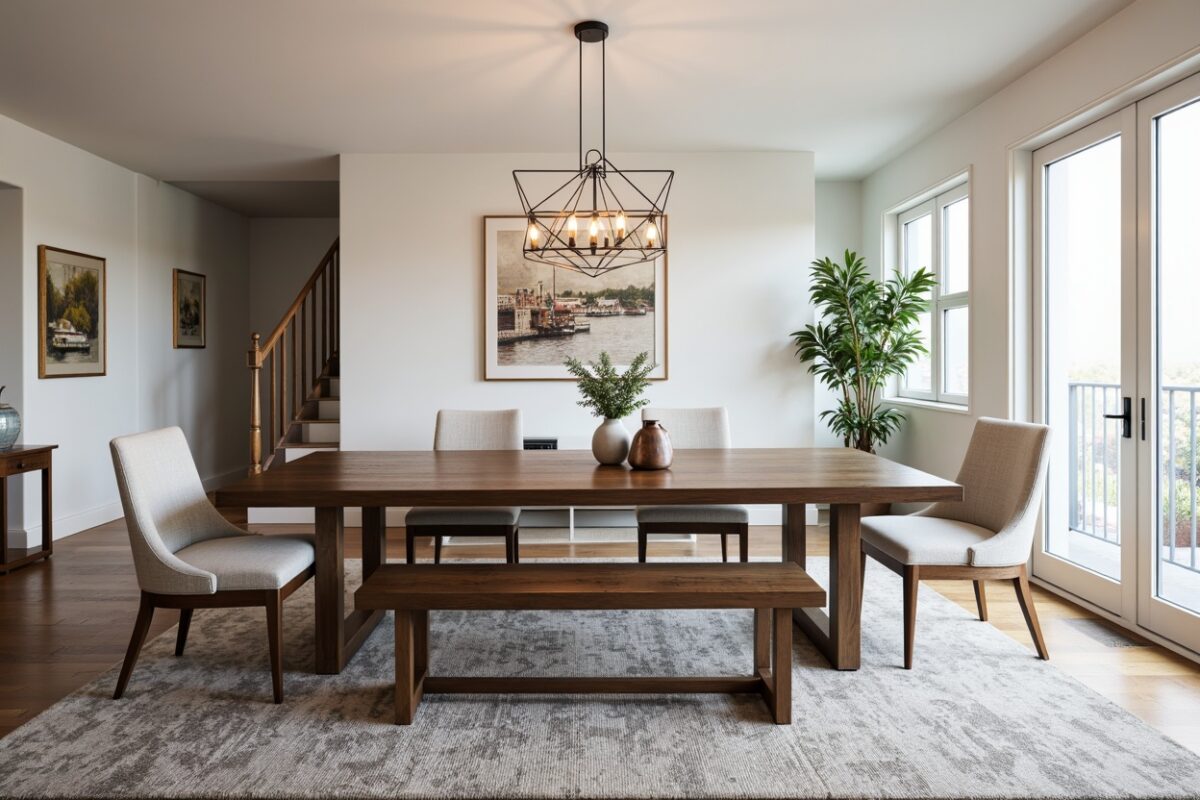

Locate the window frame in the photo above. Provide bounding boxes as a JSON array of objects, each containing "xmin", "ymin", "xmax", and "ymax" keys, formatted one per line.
[{"xmin": 894, "ymin": 181, "xmax": 971, "ymax": 406}]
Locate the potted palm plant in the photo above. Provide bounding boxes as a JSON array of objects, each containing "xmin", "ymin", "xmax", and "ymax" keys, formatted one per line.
[
  {"xmin": 565, "ymin": 351, "xmax": 654, "ymax": 465},
  {"xmin": 791, "ymin": 250, "xmax": 935, "ymax": 454}
]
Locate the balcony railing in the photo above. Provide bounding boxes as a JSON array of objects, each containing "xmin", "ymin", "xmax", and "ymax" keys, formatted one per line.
[{"xmin": 1067, "ymin": 381, "xmax": 1200, "ymax": 575}]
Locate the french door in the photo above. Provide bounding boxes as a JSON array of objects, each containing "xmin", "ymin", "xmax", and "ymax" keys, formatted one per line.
[{"xmin": 1034, "ymin": 73, "xmax": 1200, "ymax": 654}]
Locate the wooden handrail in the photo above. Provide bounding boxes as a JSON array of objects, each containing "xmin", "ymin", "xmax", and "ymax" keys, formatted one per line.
[{"xmin": 247, "ymin": 238, "xmax": 339, "ymax": 475}]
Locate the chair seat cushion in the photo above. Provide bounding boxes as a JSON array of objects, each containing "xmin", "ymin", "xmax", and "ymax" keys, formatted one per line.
[
  {"xmin": 406, "ymin": 506, "xmax": 520, "ymax": 527},
  {"xmin": 174, "ymin": 533, "xmax": 314, "ymax": 591},
  {"xmin": 861, "ymin": 515, "xmax": 995, "ymax": 566},
  {"xmin": 636, "ymin": 504, "xmax": 749, "ymax": 525}
]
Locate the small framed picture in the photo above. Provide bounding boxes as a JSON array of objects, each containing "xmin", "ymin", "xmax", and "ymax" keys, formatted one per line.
[
  {"xmin": 38, "ymin": 245, "xmax": 107, "ymax": 379},
  {"xmin": 173, "ymin": 269, "xmax": 206, "ymax": 349}
]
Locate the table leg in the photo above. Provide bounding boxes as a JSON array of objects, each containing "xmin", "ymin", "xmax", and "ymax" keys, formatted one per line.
[
  {"xmin": 41, "ymin": 463, "xmax": 52, "ymax": 556},
  {"xmin": 361, "ymin": 506, "xmax": 386, "ymax": 579},
  {"xmin": 782, "ymin": 503, "xmax": 806, "ymax": 568},
  {"xmin": 788, "ymin": 502, "xmax": 862, "ymax": 670},
  {"xmin": 753, "ymin": 608, "xmax": 770, "ymax": 671},
  {"xmin": 0, "ymin": 475, "xmax": 7, "ymax": 565},
  {"xmin": 395, "ymin": 610, "xmax": 418, "ymax": 725},
  {"xmin": 314, "ymin": 506, "xmax": 386, "ymax": 674},
  {"xmin": 314, "ymin": 507, "xmax": 345, "ymax": 674}
]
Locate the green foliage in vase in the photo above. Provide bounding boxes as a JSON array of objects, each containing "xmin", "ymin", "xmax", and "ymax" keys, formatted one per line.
[
  {"xmin": 791, "ymin": 250, "xmax": 936, "ymax": 452},
  {"xmin": 564, "ymin": 351, "xmax": 654, "ymax": 420}
]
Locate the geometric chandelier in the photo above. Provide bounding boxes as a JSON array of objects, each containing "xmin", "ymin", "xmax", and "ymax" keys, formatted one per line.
[{"xmin": 513, "ymin": 20, "xmax": 673, "ymax": 278}]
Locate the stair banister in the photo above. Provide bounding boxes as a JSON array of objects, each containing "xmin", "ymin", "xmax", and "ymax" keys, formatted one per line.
[{"xmin": 248, "ymin": 238, "xmax": 339, "ymax": 475}]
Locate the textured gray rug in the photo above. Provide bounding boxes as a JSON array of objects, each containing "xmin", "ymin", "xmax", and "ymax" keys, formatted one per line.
[{"xmin": 1, "ymin": 557, "xmax": 1198, "ymax": 799}]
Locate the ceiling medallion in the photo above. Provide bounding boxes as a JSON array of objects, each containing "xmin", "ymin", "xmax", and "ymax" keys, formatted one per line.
[{"xmin": 513, "ymin": 20, "xmax": 673, "ymax": 278}]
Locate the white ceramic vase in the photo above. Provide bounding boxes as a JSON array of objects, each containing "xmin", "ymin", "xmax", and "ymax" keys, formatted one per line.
[{"xmin": 591, "ymin": 418, "xmax": 631, "ymax": 465}]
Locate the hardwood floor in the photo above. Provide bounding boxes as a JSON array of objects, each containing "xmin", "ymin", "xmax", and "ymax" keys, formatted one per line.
[{"xmin": 1, "ymin": 518, "xmax": 1198, "ymax": 755}]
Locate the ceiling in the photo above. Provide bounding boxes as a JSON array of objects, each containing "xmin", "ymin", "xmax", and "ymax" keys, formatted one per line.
[{"xmin": 0, "ymin": 0, "xmax": 1130, "ymax": 214}]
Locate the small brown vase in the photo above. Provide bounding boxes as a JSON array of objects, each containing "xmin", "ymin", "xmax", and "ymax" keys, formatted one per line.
[{"xmin": 628, "ymin": 420, "xmax": 673, "ymax": 470}]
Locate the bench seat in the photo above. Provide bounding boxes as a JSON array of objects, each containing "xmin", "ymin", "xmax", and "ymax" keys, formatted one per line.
[{"xmin": 355, "ymin": 562, "xmax": 826, "ymax": 725}]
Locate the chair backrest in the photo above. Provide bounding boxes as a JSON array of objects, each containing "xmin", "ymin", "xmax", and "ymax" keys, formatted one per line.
[
  {"xmin": 926, "ymin": 417, "xmax": 1051, "ymax": 563},
  {"xmin": 433, "ymin": 409, "xmax": 522, "ymax": 451},
  {"xmin": 110, "ymin": 427, "xmax": 245, "ymax": 594},
  {"xmin": 641, "ymin": 407, "xmax": 731, "ymax": 449}
]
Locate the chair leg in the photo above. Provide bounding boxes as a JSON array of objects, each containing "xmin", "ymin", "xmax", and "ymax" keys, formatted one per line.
[
  {"xmin": 738, "ymin": 524, "xmax": 749, "ymax": 562},
  {"xmin": 720, "ymin": 534, "xmax": 728, "ymax": 563},
  {"xmin": 637, "ymin": 526, "xmax": 648, "ymax": 562},
  {"xmin": 406, "ymin": 531, "xmax": 416, "ymax": 564},
  {"xmin": 903, "ymin": 566, "xmax": 919, "ymax": 670},
  {"xmin": 113, "ymin": 594, "xmax": 155, "ymax": 699},
  {"xmin": 1012, "ymin": 566, "xmax": 1049, "ymax": 660},
  {"xmin": 434, "ymin": 536, "xmax": 443, "ymax": 565},
  {"xmin": 175, "ymin": 609, "xmax": 193, "ymax": 656},
  {"xmin": 511, "ymin": 528, "xmax": 520, "ymax": 564},
  {"xmin": 265, "ymin": 590, "xmax": 284, "ymax": 704},
  {"xmin": 973, "ymin": 580, "xmax": 989, "ymax": 621}
]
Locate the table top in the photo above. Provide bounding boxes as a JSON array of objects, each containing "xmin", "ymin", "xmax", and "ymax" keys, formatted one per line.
[
  {"xmin": 215, "ymin": 448, "xmax": 962, "ymax": 508},
  {"xmin": 355, "ymin": 563, "xmax": 828, "ymax": 610},
  {"xmin": 0, "ymin": 445, "xmax": 57, "ymax": 460}
]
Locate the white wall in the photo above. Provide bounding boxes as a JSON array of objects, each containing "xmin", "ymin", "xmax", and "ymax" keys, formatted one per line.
[
  {"xmin": 248, "ymin": 218, "xmax": 339, "ymax": 336},
  {"xmin": 813, "ymin": 180, "xmax": 863, "ymax": 448},
  {"xmin": 340, "ymin": 152, "xmax": 815, "ymax": 521},
  {"xmin": 861, "ymin": 0, "xmax": 1200, "ymax": 480},
  {"xmin": 0, "ymin": 184, "xmax": 23, "ymax": 532},
  {"xmin": 0, "ymin": 112, "xmax": 250, "ymax": 545}
]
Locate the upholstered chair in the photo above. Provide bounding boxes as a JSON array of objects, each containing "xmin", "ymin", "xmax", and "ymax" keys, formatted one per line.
[
  {"xmin": 860, "ymin": 417, "xmax": 1051, "ymax": 668},
  {"xmin": 405, "ymin": 409, "xmax": 522, "ymax": 564},
  {"xmin": 109, "ymin": 427, "xmax": 315, "ymax": 703},
  {"xmin": 636, "ymin": 407, "xmax": 749, "ymax": 562}
]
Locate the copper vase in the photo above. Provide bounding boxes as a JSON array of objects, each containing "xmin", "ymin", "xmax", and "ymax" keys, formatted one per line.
[{"xmin": 628, "ymin": 419, "xmax": 673, "ymax": 470}]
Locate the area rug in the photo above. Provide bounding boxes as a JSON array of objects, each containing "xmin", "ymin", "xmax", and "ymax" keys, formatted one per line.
[{"xmin": 0, "ymin": 557, "xmax": 1197, "ymax": 799}]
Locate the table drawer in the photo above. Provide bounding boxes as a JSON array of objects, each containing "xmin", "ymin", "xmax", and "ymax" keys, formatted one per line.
[{"xmin": 0, "ymin": 450, "xmax": 51, "ymax": 477}]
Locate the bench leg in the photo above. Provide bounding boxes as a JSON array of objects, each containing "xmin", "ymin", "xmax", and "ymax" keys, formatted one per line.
[
  {"xmin": 771, "ymin": 607, "xmax": 792, "ymax": 724},
  {"xmin": 414, "ymin": 610, "xmax": 429, "ymax": 680},
  {"xmin": 753, "ymin": 608, "xmax": 770, "ymax": 672},
  {"xmin": 395, "ymin": 610, "xmax": 421, "ymax": 724}
]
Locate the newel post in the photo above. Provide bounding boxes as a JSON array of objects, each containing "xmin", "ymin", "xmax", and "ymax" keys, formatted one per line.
[{"xmin": 248, "ymin": 333, "xmax": 263, "ymax": 475}]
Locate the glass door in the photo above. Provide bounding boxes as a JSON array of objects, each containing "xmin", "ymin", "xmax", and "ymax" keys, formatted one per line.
[
  {"xmin": 1138, "ymin": 73, "xmax": 1200, "ymax": 652},
  {"xmin": 1033, "ymin": 110, "xmax": 1137, "ymax": 615}
]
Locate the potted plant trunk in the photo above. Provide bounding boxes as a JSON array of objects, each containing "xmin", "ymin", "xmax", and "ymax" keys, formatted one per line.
[
  {"xmin": 791, "ymin": 250, "xmax": 935, "ymax": 514},
  {"xmin": 565, "ymin": 351, "xmax": 654, "ymax": 466}
]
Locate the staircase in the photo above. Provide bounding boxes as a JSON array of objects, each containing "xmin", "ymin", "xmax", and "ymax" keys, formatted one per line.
[{"xmin": 247, "ymin": 239, "xmax": 339, "ymax": 475}]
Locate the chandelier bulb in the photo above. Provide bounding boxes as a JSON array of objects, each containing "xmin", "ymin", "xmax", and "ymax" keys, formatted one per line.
[{"xmin": 528, "ymin": 223, "xmax": 540, "ymax": 250}]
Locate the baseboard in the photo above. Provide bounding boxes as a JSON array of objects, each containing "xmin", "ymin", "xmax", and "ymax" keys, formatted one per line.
[
  {"xmin": 13, "ymin": 500, "xmax": 125, "ymax": 548},
  {"xmin": 1029, "ymin": 574, "xmax": 1200, "ymax": 666}
]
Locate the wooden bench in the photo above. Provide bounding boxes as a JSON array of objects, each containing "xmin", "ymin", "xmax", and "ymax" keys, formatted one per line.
[{"xmin": 354, "ymin": 562, "xmax": 826, "ymax": 725}]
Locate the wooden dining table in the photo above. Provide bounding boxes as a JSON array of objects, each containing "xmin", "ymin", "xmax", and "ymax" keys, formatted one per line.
[{"xmin": 215, "ymin": 448, "xmax": 962, "ymax": 674}]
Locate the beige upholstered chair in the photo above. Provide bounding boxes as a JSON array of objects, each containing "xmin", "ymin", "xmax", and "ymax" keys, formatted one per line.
[
  {"xmin": 405, "ymin": 409, "xmax": 522, "ymax": 564},
  {"xmin": 109, "ymin": 427, "xmax": 315, "ymax": 703},
  {"xmin": 861, "ymin": 417, "xmax": 1051, "ymax": 668},
  {"xmin": 636, "ymin": 407, "xmax": 749, "ymax": 562}
]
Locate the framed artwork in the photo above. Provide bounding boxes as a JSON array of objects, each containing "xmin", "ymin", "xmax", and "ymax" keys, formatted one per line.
[
  {"xmin": 172, "ymin": 269, "xmax": 206, "ymax": 349},
  {"xmin": 38, "ymin": 245, "xmax": 106, "ymax": 379},
  {"xmin": 483, "ymin": 216, "xmax": 668, "ymax": 381}
]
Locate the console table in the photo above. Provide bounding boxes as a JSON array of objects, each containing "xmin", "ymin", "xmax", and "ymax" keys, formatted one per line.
[{"xmin": 0, "ymin": 445, "xmax": 56, "ymax": 575}]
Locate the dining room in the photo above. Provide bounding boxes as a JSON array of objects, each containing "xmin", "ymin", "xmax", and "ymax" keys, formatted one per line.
[{"xmin": 2, "ymin": 2, "xmax": 1200, "ymax": 798}]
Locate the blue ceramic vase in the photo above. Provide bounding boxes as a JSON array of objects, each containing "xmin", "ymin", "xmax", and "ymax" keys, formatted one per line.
[{"xmin": 0, "ymin": 386, "xmax": 20, "ymax": 450}]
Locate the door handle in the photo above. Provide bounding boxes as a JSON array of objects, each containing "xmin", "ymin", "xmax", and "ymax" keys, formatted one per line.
[{"xmin": 1104, "ymin": 396, "xmax": 1132, "ymax": 439}]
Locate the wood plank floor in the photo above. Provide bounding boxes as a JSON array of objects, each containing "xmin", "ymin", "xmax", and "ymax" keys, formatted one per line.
[{"xmin": 1, "ymin": 518, "xmax": 1198, "ymax": 756}]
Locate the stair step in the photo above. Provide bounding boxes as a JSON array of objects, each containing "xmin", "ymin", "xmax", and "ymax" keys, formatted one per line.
[
  {"xmin": 299, "ymin": 420, "xmax": 339, "ymax": 443},
  {"xmin": 283, "ymin": 445, "xmax": 331, "ymax": 463},
  {"xmin": 318, "ymin": 399, "xmax": 340, "ymax": 419}
]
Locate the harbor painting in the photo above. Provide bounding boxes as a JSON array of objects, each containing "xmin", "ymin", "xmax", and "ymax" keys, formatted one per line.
[
  {"xmin": 38, "ymin": 245, "xmax": 106, "ymax": 378},
  {"xmin": 173, "ymin": 269, "xmax": 206, "ymax": 349},
  {"xmin": 484, "ymin": 216, "xmax": 667, "ymax": 380}
]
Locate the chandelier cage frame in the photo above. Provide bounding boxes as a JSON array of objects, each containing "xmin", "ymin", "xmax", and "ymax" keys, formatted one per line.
[{"xmin": 512, "ymin": 20, "xmax": 673, "ymax": 278}]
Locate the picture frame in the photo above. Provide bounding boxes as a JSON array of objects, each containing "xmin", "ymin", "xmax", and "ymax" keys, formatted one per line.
[
  {"xmin": 172, "ymin": 269, "xmax": 206, "ymax": 349},
  {"xmin": 483, "ymin": 215, "xmax": 668, "ymax": 381},
  {"xmin": 38, "ymin": 245, "xmax": 107, "ymax": 379}
]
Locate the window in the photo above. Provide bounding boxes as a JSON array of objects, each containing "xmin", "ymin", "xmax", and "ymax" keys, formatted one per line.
[{"xmin": 895, "ymin": 182, "xmax": 969, "ymax": 405}]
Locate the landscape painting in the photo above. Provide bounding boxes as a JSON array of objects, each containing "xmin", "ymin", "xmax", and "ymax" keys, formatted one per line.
[
  {"xmin": 173, "ymin": 269, "xmax": 206, "ymax": 349},
  {"xmin": 484, "ymin": 216, "xmax": 667, "ymax": 380},
  {"xmin": 38, "ymin": 245, "xmax": 106, "ymax": 378}
]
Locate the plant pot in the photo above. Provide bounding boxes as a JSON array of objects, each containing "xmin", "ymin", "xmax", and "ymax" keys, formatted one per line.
[
  {"xmin": 628, "ymin": 419, "xmax": 673, "ymax": 470},
  {"xmin": 0, "ymin": 386, "xmax": 19, "ymax": 451},
  {"xmin": 591, "ymin": 418, "xmax": 631, "ymax": 466}
]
